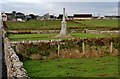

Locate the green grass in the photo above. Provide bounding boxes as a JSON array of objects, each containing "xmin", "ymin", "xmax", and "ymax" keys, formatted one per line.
[
  {"xmin": 6, "ymin": 19, "xmax": 118, "ymax": 30},
  {"xmin": 8, "ymin": 33, "xmax": 62, "ymax": 41},
  {"xmin": 23, "ymin": 56, "xmax": 118, "ymax": 77},
  {"xmin": 8, "ymin": 33, "xmax": 116, "ymax": 41},
  {"xmin": 71, "ymin": 33, "xmax": 116, "ymax": 38},
  {"xmin": 76, "ymin": 19, "xmax": 118, "ymax": 27},
  {"xmin": 7, "ymin": 20, "xmax": 81, "ymax": 30}
]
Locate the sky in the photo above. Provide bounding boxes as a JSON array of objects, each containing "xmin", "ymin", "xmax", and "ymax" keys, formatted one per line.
[
  {"xmin": 0, "ymin": 0, "xmax": 120, "ymax": 16},
  {"xmin": 1, "ymin": 0, "xmax": 120, "ymax": 2}
]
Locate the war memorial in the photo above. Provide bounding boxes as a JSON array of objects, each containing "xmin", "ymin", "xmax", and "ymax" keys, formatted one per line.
[{"xmin": 0, "ymin": 2, "xmax": 119, "ymax": 78}]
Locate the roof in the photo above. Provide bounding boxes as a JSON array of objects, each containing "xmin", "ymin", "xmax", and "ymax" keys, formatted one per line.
[
  {"xmin": 5, "ymin": 13, "xmax": 12, "ymax": 16},
  {"xmin": 104, "ymin": 16, "xmax": 120, "ymax": 18},
  {"xmin": 16, "ymin": 12, "xmax": 25, "ymax": 16},
  {"xmin": 67, "ymin": 16, "xmax": 73, "ymax": 18},
  {"xmin": 74, "ymin": 14, "xmax": 92, "ymax": 18},
  {"xmin": 57, "ymin": 14, "xmax": 63, "ymax": 19},
  {"xmin": 50, "ymin": 15, "xmax": 56, "ymax": 18},
  {"xmin": 25, "ymin": 15, "xmax": 32, "ymax": 18}
]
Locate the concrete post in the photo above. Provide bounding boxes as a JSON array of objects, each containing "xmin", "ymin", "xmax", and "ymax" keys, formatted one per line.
[
  {"xmin": 82, "ymin": 42, "xmax": 85, "ymax": 53},
  {"xmin": 58, "ymin": 44, "xmax": 60, "ymax": 56},
  {"xmin": 110, "ymin": 42, "xmax": 113, "ymax": 53}
]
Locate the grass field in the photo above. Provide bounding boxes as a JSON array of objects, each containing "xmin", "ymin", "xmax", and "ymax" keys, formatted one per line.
[
  {"xmin": 7, "ymin": 20, "xmax": 81, "ymax": 30},
  {"xmin": 6, "ymin": 19, "xmax": 118, "ymax": 30},
  {"xmin": 76, "ymin": 19, "xmax": 118, "ymax": 27},
  {"xmin": 23, "ymin": 56, "xmax": 118, "ymax": 77},
  {"xmin": 7, "ymin": 19, "xmax": 119, "ymax": 78},
  {"xmin": 8, "ymin": 33, "xmax": 116, "ymax": 41}
]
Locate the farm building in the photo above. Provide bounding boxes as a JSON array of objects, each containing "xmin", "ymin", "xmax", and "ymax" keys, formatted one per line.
[
  {"xmin": 57, "ymin": 14, "xmax": 73, "ymax": 21},
  {"xmin": 49, "ymin": 15, "xmax": 56, "ymax": 20},
  {"xmin": 66, "ymin": 16, "xmax": 73, "ymax": 21},
  {"xmin": 25, "ymin": 15, "xmax": 32, "ymax": 21},
  {"xmin": 43, "ymin": 13, "xmax": 56, "ymax": 20},
  {"xmin": 104, "ymin": 15, "xmax": 120, "ymax": 19},
  {"xmin": 15, "ymin": 12, "xmax": 25, "ymax": 20},
  {"xmin": 73, "ymin": 14, "xmax": 92, "ymax": 20},
  {"xmin": 57, "ymin": 14, "xmax": 63, "ymax": 20},
  {"xmin": 5, "ymin": 11, "xmax": 25, "ymax": 21},
  {"xmin": 5, "ymin": 13, "xmax": 12, "ymax": 20}
]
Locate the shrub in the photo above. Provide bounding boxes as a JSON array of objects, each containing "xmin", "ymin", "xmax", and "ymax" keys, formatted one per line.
[
  {"xmin": 30, "ymin": 54, "xmax": 42, "ymax": 60},
  {"xmin": 13, "ymin": 37, "xmax": 119, "ymax": 60},
  {"xmin": 111, "ymin": 48, "xmax": 119, "ymax": 56},
  {"xmin": 59, "ymin": 48, "xmax": 81, "ymax": 59},
  {"xmin": 48, "ymin": 53, "xmax": 58, "ymax": 60}
]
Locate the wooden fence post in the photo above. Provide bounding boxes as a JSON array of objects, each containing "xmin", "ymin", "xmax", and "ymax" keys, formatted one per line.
[
  {"xmin": 58, "ymin": 44, "xmax": 60, "ymax": 56},
  {"xmin": 110, "ymin": 42, "xmax": 113, "ymax": 53},
  {"xmin": 82, "ymin": 42, "xmax": 85, "ymax": 53}
]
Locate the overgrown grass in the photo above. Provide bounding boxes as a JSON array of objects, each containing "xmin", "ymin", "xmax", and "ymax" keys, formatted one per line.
[
  {"xmin": 23, "ymin": 56, "xmax": 118, "ymax": 77},
  {"xmin": 8, "ymin": 33, "xmax": 116, "ymax": 41}
]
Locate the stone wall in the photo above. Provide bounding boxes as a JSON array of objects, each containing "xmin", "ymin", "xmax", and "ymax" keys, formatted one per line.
[
  {"xmin": 84, "ymin": 29, "xmax": 119, "ymax": 35},
  {"xmin": 8, "ymin": 29, "xmax": 82, "ymax": 34},
  {"xmin": 4, "ymin": 38, "xmax": 30, "ymax": 79},
  {"xmin": 10, "ymin": 37, "xmax": 119, "ymax": 60},
  {"xmin": 9, "ymin": 29, "xmax": 119, "ymax": 35}
]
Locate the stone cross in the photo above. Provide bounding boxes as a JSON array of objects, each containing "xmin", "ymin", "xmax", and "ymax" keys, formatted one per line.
[{"xmin": 60, "ymin": 8, "xmax": 67, "ymax": 35}]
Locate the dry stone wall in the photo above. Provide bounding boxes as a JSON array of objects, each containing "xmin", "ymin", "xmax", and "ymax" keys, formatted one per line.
[
  {"xmin": 4, "ymin": 38, "xmax": 30, "ymax": 79},
  {"xmin": 10, "ymin": 37, "xmax": 119, "ymax": 60},
  {"xmin": 9, "ymin": 29, "xmax": 120, "ymax": 35},
  {"xmin": 8, "ymin": 29, "xmax": 82, "ymax": 34},
  {"xmin": 84, "ymin": 29, "xmax": 119, "ymax": 34}
]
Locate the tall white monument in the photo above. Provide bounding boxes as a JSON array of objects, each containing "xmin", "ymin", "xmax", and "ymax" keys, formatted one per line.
[
  {"xmin": 53, "ymin": 8, "xmax": 72, "ymax": 38},
  {"xmin": 60, "ymin": 8, "xmax": 67, "ymax": 35}
]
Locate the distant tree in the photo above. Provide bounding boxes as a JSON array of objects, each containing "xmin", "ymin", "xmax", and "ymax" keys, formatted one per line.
[
  {"xmin": 16, "ymin": 12, "xmax": 25, "ymax": 20},
  {"xmin": 12, "ymin": 11, "xmax": 16, "ymax": 19},
  {"xmin": 57, "ymin": 14, "xmax": 63, "ymax": 20},
  {"xmin": 29, "ymin": 14, "xmax": 36, "ymax": 19}
]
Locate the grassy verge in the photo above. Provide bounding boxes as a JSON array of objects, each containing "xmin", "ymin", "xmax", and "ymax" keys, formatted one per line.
[
  {"xmin": 8, "ymin": 33, "xmax": 116, "ymax": 41},
  {"xmin": 23, "ymin": 56, "xmax": 118, "ymax": 77}
]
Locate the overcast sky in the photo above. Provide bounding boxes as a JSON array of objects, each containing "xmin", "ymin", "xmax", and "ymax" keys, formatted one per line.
[{"xmin": 0, "ymin": 0, "xmax": 120, "ymax": 16}]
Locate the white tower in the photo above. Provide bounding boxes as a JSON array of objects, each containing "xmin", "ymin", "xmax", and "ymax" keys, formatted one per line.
[{"xmin": 60, "ymin": 8, "xmax": 67, "ymax": 35}]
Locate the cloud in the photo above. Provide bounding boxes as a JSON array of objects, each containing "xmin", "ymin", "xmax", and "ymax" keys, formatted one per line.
[
  {"xmin": 104, "ymin": 7, "xmax": 118, "ymax": 15},
  {"xmin": 3, "ymin": 0, "xmax": 120, "ymax": 2},
  {"xmin": 1, "ymin": 2, "xmax": 118, "ymax": 16}
]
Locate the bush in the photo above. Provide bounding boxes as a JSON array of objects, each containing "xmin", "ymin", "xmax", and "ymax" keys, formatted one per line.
[
  {"xmin": 14, "ymin": 37, "xmax": 119, "ymax": 60},
  {"xmin": 48, "ymin": 53, "xmax": 58, "ymax": 60},
  {"xmin": 30, "ymin": 54, "xmax": 42, "ymax": 60}
]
